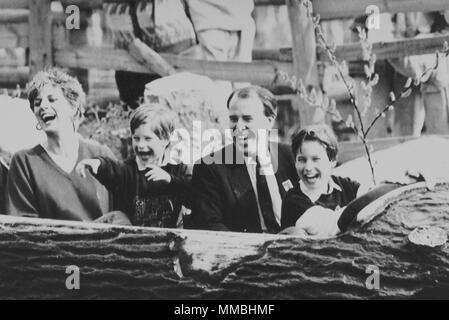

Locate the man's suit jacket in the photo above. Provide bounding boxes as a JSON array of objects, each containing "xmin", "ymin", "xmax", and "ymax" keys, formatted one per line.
[{"xmin": 191, "ymin": 143, "xmax": 299, "ymax": 233}]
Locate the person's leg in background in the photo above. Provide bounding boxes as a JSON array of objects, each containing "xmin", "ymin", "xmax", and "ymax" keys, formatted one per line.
[
  {"xmin": 231, "ymin": 21, "xmax": 256, "ymax": 89},
  {"xmin": 181, "ymin": 29, "xmax": 237, "ymax": 95},
  {"xmin": 180, "ymin": 24, "xmax": 255, "ymax": 94},
  {"xmin": 412, "ymin": 86, "xmax": 426, "ymax": 137}
]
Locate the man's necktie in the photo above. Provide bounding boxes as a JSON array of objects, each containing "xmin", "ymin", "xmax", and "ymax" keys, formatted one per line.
[{"xmin": 256, "ymin": 160, "xmax": 279, "ymax": 233}]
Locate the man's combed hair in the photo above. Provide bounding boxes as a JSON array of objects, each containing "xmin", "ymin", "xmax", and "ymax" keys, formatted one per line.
[
  {"xmin": 27, "ymin": 68, "xmax": 86, "ymax": 115},
  {"xmin": 291, "ymin": 124, "xmax": 339, "ymax": 162},
  {"xmin": 130, "ymin": 104, "xmax": 175, "ymax": 140},
  {"xmin": 227, "ymin": 86, "xmax": 278, "ymax": 118}
]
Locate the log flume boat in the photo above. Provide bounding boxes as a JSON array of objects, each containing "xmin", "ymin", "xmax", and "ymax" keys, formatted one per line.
[
  {"xmin": 1, "ymin": 136, "xmax": 448, "ymax": 299},
  {"xmin": 0, "ymin": 181, "xmax": 447, "ymax": 300}
]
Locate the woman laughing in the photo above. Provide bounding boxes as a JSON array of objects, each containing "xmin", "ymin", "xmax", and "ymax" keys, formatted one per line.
[{"xmin": 7, "ymin": 69, "xmax": 115, "ymax": 221}]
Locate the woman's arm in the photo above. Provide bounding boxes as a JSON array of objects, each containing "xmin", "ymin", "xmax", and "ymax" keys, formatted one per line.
[
  {"xmin": 7, "ymin": 154, "xmax": 39, "ymax": 217},
  {"xmin": 77, "ymin": 157, "xmax": 129, "ymax": 193},
  {"xmin": 293, "ymin": 206, "xmax": 342, "ymax": 239}
]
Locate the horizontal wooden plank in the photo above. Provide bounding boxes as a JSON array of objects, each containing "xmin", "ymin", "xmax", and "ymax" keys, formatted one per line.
[
  {"xmin": 52, "ymin": 34, "xmax": 449, "ymax": 87},
  {"xmin": 253, "ymin": 48, "xmax": 293, "ymax": 63},
  {"xmin": 54, "ymin": 46, "xmax": 293, "ymax": 85},
  {"xmin": 0, "ymin": 9, "xmax": 28, "ymax": 23},
  {"xmin": 3, "ymin": 31, "xmax": 446, "ymax": 64},
  {"xmin": 255, "ymin": 34, "xmax": 449, "ymax": 63},
  {"xmin": 59, "ymin": 0, "xmax": 152, "ymax": 9},
  {"xmin": 1, "ymin": 0, "xmax": 447, "ymax": 19},
  {"xmin": 52, "ymin": 0, "xmax": 449, "ymax": 19},
  {"xmin": 0, "ymin": 17, "xmax": 73, "ymax": 50},
  {"xmin": 0, "ymin": 10, "xmax": 75, "ymax": 25},
  {"xmin": 0, "ymin": 0, "xmax": 28, "ymax": 9},
  {"xmin": 0, "ymin": 66, "xmax": 29, "ymax": 85},
  {"xmin": 330, "ymin": 34, "xmax": 449, "ymax": 62},
  {"xmin": 256, "ymin": 0, "xmax": 449, "ymax": 19}
]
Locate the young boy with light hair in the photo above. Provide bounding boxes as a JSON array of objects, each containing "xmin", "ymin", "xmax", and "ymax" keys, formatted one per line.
[{"xmin": 77, "ymin": 104, "xmax": 193, "ymax": 228}]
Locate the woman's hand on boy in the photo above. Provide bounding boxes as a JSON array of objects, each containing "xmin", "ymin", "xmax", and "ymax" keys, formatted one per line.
[
  {"xmin": 76, "ymin": 159, "xmax": 101, "ymax": 178},
  {"xmin": 145, "ymin": 165, "xmax": 172, "ymax": 183},
  {"xmin": 294, "ymin": 206, "xmax": 342, "ymax": 240}
]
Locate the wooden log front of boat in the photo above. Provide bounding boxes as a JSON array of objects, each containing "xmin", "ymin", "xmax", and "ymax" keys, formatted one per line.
[{"xmin": 0, "ymin": 182, "xmax": 448, "ymax": 299}]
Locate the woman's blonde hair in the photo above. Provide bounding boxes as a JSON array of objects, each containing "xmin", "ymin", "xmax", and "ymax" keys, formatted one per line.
[{"xmin": 27, "ymin": 68, "xmax": 86, "ymax": 130}]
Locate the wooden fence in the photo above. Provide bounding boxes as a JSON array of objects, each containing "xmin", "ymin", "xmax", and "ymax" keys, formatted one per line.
[
  {"xmin": 0, "ymin": 0, "xmax": 448, "ymax": 85},
  {"xmin": 0, "ymin": 0, "xmax": 448, "ymax": 160}
]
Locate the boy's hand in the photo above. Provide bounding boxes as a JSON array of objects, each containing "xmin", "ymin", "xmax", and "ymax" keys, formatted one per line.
[
  {"xmin": 145, "ymin": 165, "xmax": 172, "ymax": 183},
  {"xmin": 76, "ymin": 159, "xmax": 101, "ymax": 178}
]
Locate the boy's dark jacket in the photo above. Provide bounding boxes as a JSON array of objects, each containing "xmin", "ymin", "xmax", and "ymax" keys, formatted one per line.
[
  {"xmin": 192, "ymin": 143, "xmax": 299, "ymax": 233},
  {"xmin": 281, "ymin": 175, "xmax": 360, "ymax": 229},
  {"xmin": 94, "ymin": 156, "xmax": 192, "ymax": 228}
]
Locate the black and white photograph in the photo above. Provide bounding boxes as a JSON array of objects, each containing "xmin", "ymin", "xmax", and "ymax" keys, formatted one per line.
[{"xmin": 0, "ymin": 0, "xmax": 448, "ymax": 305}]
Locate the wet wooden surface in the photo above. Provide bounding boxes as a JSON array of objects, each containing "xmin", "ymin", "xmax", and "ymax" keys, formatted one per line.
[{"xmin": 0, "ymin": 183, "xmax": 448, "ymax": 299}]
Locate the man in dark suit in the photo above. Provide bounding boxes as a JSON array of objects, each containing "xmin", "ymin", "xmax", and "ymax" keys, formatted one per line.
[{"xmin": 192, "ymin": 86, "xmax": 299, "ymax": 233}]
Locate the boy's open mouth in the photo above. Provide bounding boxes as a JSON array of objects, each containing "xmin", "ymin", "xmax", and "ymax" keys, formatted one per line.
[
  {"xmin": 136, "ymin": 151, "xmax": 154, "ymax": 161},
  {"xmin": 303, "ymin": 173, "xmax": 319, "ymax": 183},
  {"xmin": 137, "ymin": 151, "xmax": 153, "ymax": 156}
]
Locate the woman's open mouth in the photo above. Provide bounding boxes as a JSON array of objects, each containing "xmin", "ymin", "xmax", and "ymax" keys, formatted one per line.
[{"xmin": 40, "ymin": 112, "xmax": 57, "ymax": 124}]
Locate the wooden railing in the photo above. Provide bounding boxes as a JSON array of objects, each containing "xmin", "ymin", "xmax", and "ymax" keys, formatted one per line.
[
  {"xmin": 0, "ymin": 0, "xmax": 448, "ymax": 143},
  {"xmin": 2, "ymin": 0, "xmax": 448, "ymax": 18},
  {"xmin": 0, "ymin": 0, "xmax": 448, "ymax": 85}
]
